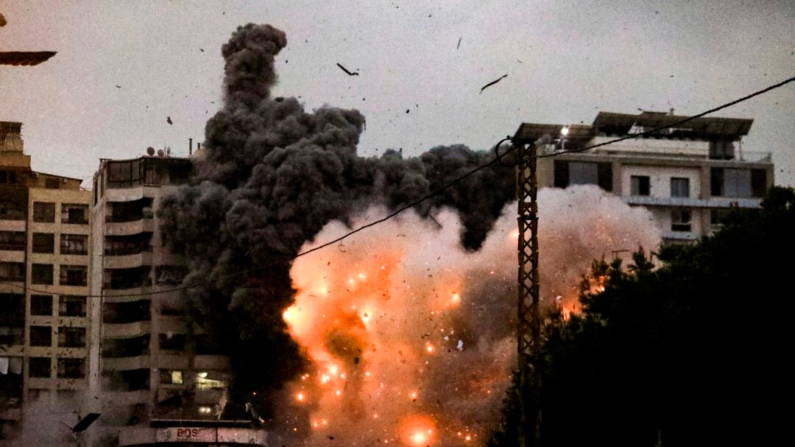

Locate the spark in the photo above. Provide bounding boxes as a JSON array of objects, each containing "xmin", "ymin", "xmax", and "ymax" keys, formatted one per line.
[
  {"xmin": 297, "ymin": 393, "xmax": 305, "ymax": 401},
  {"xmin": 336, "ymin": 390, "xmax": 341, "ymax": 397}
]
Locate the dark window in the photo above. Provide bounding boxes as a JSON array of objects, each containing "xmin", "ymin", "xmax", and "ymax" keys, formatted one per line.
[
  {"xmin": 60, "ymin": 234, "xmax": 88, "ymax": 255},
  {"xmin": 45, "ymin": 178, "xmax": 60, "ymax": 189},
  {"xmin": 30, "ymin": 326, "xmax": 52, "ymax": 347},
  {"xmin": 59, "ymin": 265, "xmax": 87, "ymax": 286},
  {"xmin": 710, "ymin": 167, "xmax": 724, "ymax": 196},
  {"xmin": 93, "ymin": 179, "xmax": 98, "ymax": 205},
  {"xmin": 102, "ymin": 335, "xmax": 150, "ymax": 358},
  {"xmin": 0, "ymin": 231, "xmax": 25, "ymax": 251},
  {"xmin": 32, "ymin": 233, "xmax": 54, "ymax": 253},
  {"xmin": 107, "ymin": 160, "xmax": 143, "ymax": 188},
  {"xmin": 105, "ymin": 233, "xmax": 153, "ymax": 256},
  {"xmin": 159, "ymin": 333, "xmax": 187, "ymax": 351},
  {"xmin": 0, "ymin": 262, "xmax": 25, "ymax": 282},
  {"xmin": 32, "ymin": 264, "xmax": 53, "ymax": 285},
  {"xmin": 58, "ymin": 327, "xmax": 86, "ymax": 348},
  {"xmin": 709, "ymin": 140, "xmax": 735, "ymax": 160},
  {"xmin": 0, "ymin": 200, "xmax": 26, "ymax": 220},
  {"xmin": 751, "ymin": 169, "xmax": 767, "ymax": 198},
  {"xmin": 31, "ymin": 295, "xmax": 54, "ymax": 316},
  {"xmin": 0, "ymin": 293, "xmax": 25, "ymax": 345},
  {"xmin": 569, "ymin": 162, "xmax": 598, "ymax": 185},
  {"xmin": 155, "ymin": 266, "xmax": 187, "ymax": 285},
  {"xmin": 631, "ymin": 176, "xmax": 651, "ymax": 196},
  {"xmin": 59, "ymin": 296, "xmax": 87, "ymax": 317},
  {"xmin": 0, "ymin": 170, "xmax": 20, "ymax": 186},
  {"xmin": 711, "ymin": 209, "xmax": 733, "ymax": 226},
  {"xmin": 106, "ymin": 198, "xmax": 153, "ymax": 223},
  {"xmin": 108, "ymin": 266, "xmax": 151, "ymax": 289},
  {"xmin": 61, "ymin": 204, "xmax": 88, "ymax": 225},
  {"xmin": 671, "ymin": 177, "xmax": 690, "ymax": 198},
  {"xmin": 553, "ymin": 160, "xmax": 569, "ymax": 188},
  {"xmin": 102, "ymin": 369, "xmax": 150, "ymax": 392},
  {"xmin": 33, "ymin": 202, "xmax": 55, "ymax": 223},
  {"xmin": 671, "ymin": 209, "xmax": 692, "ymax": 232},
  {"xmin": 103, "ymin": 300, "xmax": 150, "ymax": 324},
  {"xmin": 712, "ymin": 168, "xmax": 752, "ymax": 198},
  {"xmin": 29, "ymin": 357, "xmax": 52, "ymax": 378},
  {"xmin": 57, "ymin": 358, "xmax": 86, "ymax": 379},
  {"xmin": 597, "ymin": 163, "xmax": 613, "ymax": 192}
]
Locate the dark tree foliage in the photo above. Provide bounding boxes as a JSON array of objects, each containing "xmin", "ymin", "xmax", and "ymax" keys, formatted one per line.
[{"xmin": 489, "ymin": 186, "xmax": 795, "ymax": 447}]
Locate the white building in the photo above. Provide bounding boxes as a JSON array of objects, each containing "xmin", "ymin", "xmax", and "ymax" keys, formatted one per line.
[{"xmin": 514, "ymin": 111, "xmax": 775, "ymax": 243}]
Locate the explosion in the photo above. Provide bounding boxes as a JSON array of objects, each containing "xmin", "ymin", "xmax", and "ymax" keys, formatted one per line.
[{"xmin": 283, "ymin": 187, "xmax": 660, "ymax": 447}]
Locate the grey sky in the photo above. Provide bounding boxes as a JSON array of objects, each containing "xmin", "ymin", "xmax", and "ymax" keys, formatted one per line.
[{"xmin": 1, "ymin": 0, "xmax": 793, "ymax": 187}]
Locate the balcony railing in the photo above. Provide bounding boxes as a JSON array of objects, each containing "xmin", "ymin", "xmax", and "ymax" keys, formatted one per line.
[{"xmin": 106, "ymin": 246, "xmax": 153, "ymax": 256}]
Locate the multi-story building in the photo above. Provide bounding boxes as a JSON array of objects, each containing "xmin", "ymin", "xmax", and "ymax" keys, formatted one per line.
[
  {"xmin": 91, "ymin": 152, "xmax": 266, "ymax": 446},
  {"xmin": 513, "ymin": 111, "xmax": 775, "ymax": 243},
  {"xmin": 0, "ymin": 121, "xmax": 92, "ymax": 443}
]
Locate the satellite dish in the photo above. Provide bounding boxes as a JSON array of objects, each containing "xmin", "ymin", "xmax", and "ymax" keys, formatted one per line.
[
  {"xmin": 146, "ymin": 147, "xmax": 155, "ymax": 156},
  {"xmin": 157, "ymin": 149, "xmax": 165, "ymax": 157}
]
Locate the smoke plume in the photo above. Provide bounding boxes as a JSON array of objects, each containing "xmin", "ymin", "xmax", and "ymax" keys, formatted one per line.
[
  {"xmin": 158, "ymin": 23, "xmax": 514, "ymax": 419},
  {"xmin": 158, "ymin": 23, "xmax": 660, "ymax": 446}
]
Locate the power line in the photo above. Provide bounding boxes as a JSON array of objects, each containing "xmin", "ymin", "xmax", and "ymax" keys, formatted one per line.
[{"xmin": 2, "ymin": 74, "xmax": 793, "ymax": 299}]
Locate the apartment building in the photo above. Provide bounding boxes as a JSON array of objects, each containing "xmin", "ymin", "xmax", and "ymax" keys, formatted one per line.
[
  {"xmin": 513, "ymin": 111, "xmax": 775, "ymax": 243},
  {"xmin": 0, "ymin": 122, "xmax": 92, "ymax": 442},
  {"xmin": 91, "ymin": 152, "xmax": 266, "ymax": 446}
]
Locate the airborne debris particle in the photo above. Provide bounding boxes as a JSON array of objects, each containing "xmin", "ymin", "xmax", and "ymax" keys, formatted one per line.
[
  {"xmin": 166, "ymin": 116, "xmax": 173, "ymax": 125},
  {"xmin": 479, "ymin": 74, "xmax": 507, "ymax": 94},
  {"xmin": 457, "ymin": 37, "xmax": 462, "ymax": 49},
  {"xmin": 336, "ymin": 63, "xmax": 359, "ymax": 76},
  {"xmin": 0, "ymin": 13, "xmax": 6, "ymax": 27}
]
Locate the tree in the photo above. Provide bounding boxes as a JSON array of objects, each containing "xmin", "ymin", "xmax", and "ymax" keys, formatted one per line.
[{"xmin": 489, "ymin": 187, "xmax": 795, "ymax": 447}]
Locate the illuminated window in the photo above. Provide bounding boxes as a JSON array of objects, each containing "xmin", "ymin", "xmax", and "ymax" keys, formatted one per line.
[
  {"xmin": 671, "ymin": 209, "xmax": 692, "ymax": 232},
  {"xmin": 196, "ymin": 371, "xmax": 227, "ymax": 390}
]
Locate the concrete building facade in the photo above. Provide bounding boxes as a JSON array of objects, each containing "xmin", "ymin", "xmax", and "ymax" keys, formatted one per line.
[
  {"xmin": 513, "ymin": 111, "xmax": 775, "ymax": 243},
  {"xmin": 0, "ymin": 122, "xmax": 93, "ymax": 443},
  {"xmin": 91, "ymin": 153, "xmax": 266, "ymax": 446}
]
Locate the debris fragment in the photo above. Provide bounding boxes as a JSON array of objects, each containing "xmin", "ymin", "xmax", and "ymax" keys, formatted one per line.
[
  {"xmin": 166, "ymin": 116, "xmax": 173, "ymax": 125},
  {"xmin": 457, "ymin": 340, "xmax": 463, "ymax": 351},
  {"xmin": 70, "ymin": 413, "xmax": 100, "ymax": 433},
  {"xmin": 457, "ymin": 37, "xmax": 461, "ymax": 49},
  {"xmin": 115, "ymin": 85, "xmax": 121, "ymax": 88},
  {"xmin": 336, "ymin": 63, "xmax": 359, "ymax": 76},
  {"xmin": 0, "ymin": 13, "xmax": 6, "ymax": 27},
  {"xmin": 479, "ymin": 74, "xmax": 507, "ymax": 94}
]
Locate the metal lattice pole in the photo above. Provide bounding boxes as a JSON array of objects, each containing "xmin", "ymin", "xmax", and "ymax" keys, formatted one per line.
[{"xmin": 517, "ymin": 141, "xmax": 541, "ymax": 447}]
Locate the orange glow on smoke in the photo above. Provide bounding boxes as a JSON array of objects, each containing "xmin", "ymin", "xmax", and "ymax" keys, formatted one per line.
[{"xmin": 399, "ymin": 415, "xmax": 438, "ymax": 446}]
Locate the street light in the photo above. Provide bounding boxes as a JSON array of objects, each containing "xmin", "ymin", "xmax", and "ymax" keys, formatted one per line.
[{"xmin": 560, "ymin": 126, "xmax": 570, "ymax": 151}]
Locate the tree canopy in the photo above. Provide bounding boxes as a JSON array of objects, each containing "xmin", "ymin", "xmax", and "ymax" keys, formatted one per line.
[{"xmin": 489, "ymin": 186, "xmax": 795, "ymax": 447}]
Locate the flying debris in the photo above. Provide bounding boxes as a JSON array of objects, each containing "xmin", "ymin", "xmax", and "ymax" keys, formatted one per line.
[
  {"xmin": 479, "ymin": 74, "xmax": 508, "ymax": 94},
  {"xmin": 245, "ymin": 402, "xmax": 265, "ymax": 424},
  {"xmin": 65, "ymin": 413, "xmax": 100, "ymax": 433},
  {"xmin": 336, "ymin": 63, "xmax": 359, "ymax": 76},
  {"xmin": 116, "ymin": 85, "xmax": 121, "ymax": 88},
  {"xmin": 457, "ymin": 37, "xmax": 462, "ymax": 49},
  {"xmin": 0, "ymin": 13, "xmax": 6, "ymax": 27},
  {"xmin": 166, "ymin": 116, "xmax": 173, "ymax": 125}
]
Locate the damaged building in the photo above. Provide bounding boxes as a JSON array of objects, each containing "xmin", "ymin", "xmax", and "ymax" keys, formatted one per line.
[
  {"xmin": 90, "ymin": 149, "xmax": 267, "ymax": 446},
  {"xmin": 0, "ymin": 121, "xmax": 92, "ymax": 442},
  {"xmin": 513, "ymin": 110, "xmax": 775, "ymax": 243}
]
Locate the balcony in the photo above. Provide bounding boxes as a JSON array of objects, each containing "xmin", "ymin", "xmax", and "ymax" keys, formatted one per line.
[
  {"xmin": 104, "ymin": 321, "xmax": 152, "ymax": 338},
  {"xmin": 624, "ymin": 196, "xmax": 763, "ymax": 209},
  {"xmin": 105, "ymin": 251, "xmax": 154, "ymax": 270},
  {"xmin": 106, "ymin": 218, "xmax": 155, "ymax": 237},
  {"xmin": 104, "ymin": 355, "xmax": 151, "ymax": 371},
  {"xmin": 195, "ymin": 355, "xmax": 231, "ymax": 371}
]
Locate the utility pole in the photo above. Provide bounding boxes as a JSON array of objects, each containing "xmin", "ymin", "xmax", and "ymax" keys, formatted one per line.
[{"xmin": 516, "ymin": 140, "xmax": 541, "ymax": 447}]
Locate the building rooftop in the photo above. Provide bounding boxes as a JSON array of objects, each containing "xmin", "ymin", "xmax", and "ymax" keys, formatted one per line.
[{"xmin": 0, "ymin": 51, "xmax": 57, "ymax": 66}]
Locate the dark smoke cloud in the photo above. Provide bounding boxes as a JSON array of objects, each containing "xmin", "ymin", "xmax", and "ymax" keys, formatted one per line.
[
  {"xmin": 0, "ymin": 13, "xmax": 7, "ymax": 27},
  {"xmin": 158, "ymin": 23, "xmax": 515, "ymax": 421}
]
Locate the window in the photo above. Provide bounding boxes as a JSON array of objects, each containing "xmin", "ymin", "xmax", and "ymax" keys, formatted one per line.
[
  {"xmin": 107, "ymin": 159, "xmax": 143, "ymax": 188},
  {"xmin": 0, "ymin": 200, "xmax": 26, "ymax": 220},
  {"xmin": 30, "ymin": 326, "xmax": 52, "ymax": 347},
  {"xmin": 160, "ymin": 370, "xmax": 184, "ymax": 385},
  {"xmin": 45, "ymin": 178, "xmax": 60, "ymax": 189},
  {"xmin": 59, "ymin": 265, "xmax": 87, "ymax": 286},
  {"xmin": 0, "ymin": 262, "xmax": 25, "ymax": 282},
  {"xmin": 33, "ymin": 202, "xmax": 55, "ymax": 223},
  {"xmin": 671, "ymin": 177, "xmax": 690, "ymax": 198},
  {"xmin": 57, "ymin": 358, "xmax": 86, "ymax": 379},
  {"xmin": 61, "ymin": 204, "xmax": 88, "ymax": 225},
  {"xmin": 0, "ymin": 170, "xmax": 19, "ymax": 186},
  {"xmin": 59, "ymin": 296, "xmax": 87, "ymax": 317},
  {"xmin": 0, "ymin": 293, "xmax": 25, "ymax": 345},
  {"xmin": 711, "ymin": 168, "xmax": 752, "ymax": 198},
  {"xmin": 159, "ymin": 333, "xmax": 186, "ymax": 351},
  {"xmin": 29, "ymin": 357, "xmax": 52, "ymax": 378},
  {"xmin": 32, "ymin": 233, "xmax": 55, "ymax": 253},
  {"xmin": 103, "ymin": 300, "xmax": 150, "ymax": 324},
  {"xmin": 671, "ymin": 209, "xmax": 692, "ymax": 232},
  {"xmin": 196, "ymin": 371, "xmax": 228, "ymax": 390},
  {"xmin": 0, "ymin": 231, "xmax": 25, "ymax": 251},
  {"xmin": 751, "ymin": 169, "xmax": 767, "ymax": 198},
  {"xmin": 555, "ymin": 161, "xmax": 612, "ymax": 191},
  {"xmin": 108, "ymin": 266, "xmax": 151, "ymax": 289},
  {"xmin": 102, "ymin": 335, "xmax": 150, "ymax": 358},
  {"xmin": 32, "ymin": 264, "xmax": 54, "ymax": 285},
  {"xmin": 631, "ymin": 176, "xmax": 651, "ymax": 196},
  {"xmin": 31, "ymin": 295, "xmax": 53, "ymax": 316},
  {"xmin": 60, "ymin": 234, "xmax": 88, "ymax": 255},
  {"xmin": 58, "ymin": 327, "xmax": 86, "ymax": 348}
]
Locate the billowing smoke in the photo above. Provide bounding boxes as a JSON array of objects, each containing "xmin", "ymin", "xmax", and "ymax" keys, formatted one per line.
[
  {"xmin": 158, "ymin": 23, "xmax": 514, "ymax": 420},
  {"xmin": 280, "ymin": 187, "xmax": 659, "ymax": 447},
  {"xmin": 158, "ymin": 23, "xmax": 661, "ymax": 446}
]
